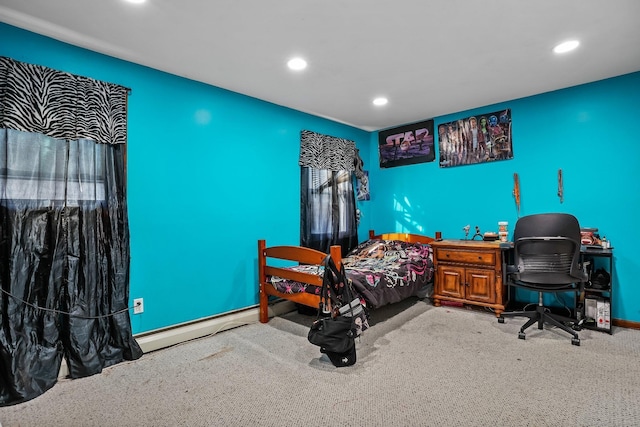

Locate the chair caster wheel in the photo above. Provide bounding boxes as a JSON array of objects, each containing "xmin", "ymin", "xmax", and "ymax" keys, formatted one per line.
[
  {"xmin": 518, "ymin": 332, "xmax": 526, "ymax": 340},
  {"xmin": 498, "ymin": 317, "xmax": 505, "ymax": 324},
  {"xmin": 571, "ymin": 338, "xmax": 580, "ymax": 346}
]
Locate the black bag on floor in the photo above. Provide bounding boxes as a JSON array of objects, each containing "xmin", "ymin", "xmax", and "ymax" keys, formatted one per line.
[
  {"xmin": 307, "ymin": 256, "xmax": 358, "ymax": 367},
  {"xmin": 308, "ymin": 314, "xmax": 355, "ymax": 354}
]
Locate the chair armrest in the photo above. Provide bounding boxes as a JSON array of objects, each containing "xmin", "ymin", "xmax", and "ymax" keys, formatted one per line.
[
  {"xmin": 574, "ymin": 271, "xmax": 589, "ymax": 282},
  {"xmin": 506, "ymin": 264, "xmax": 519, "ymax": 274}
]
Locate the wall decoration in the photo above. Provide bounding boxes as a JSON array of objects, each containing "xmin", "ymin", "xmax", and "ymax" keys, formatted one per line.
[
  {"xmin": 357, "ymin": 171, "xmax": 370, "ymax": 201},
  {"xmin": 513, "ymin": 172, "xmax": 521, "ymax": 217},
  {"xmin": 378, "ymin": 119, "xmax": 435, "ymax": 168},
  {"xmin": 557, "ymin": 169, "xmax": 564, "ymax": 203},
  {"xmin": 438, "ymin": 109, "xmax": 512, "ymax": 167}
]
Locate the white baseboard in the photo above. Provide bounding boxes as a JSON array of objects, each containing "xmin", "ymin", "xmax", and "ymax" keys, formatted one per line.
[{"xmin": 58, "ymin": 300, "xmax": 295, "ymax": 379}]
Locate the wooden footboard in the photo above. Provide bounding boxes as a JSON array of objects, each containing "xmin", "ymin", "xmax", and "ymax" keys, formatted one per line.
[{"xmin": 258, "ymin": 240, "xmax": 341, "ymax": 323}]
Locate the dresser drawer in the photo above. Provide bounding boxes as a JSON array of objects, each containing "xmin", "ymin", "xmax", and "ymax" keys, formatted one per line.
[{"xmin": 436, "ymin": 249, "xmax": 496, "ymax": 266}]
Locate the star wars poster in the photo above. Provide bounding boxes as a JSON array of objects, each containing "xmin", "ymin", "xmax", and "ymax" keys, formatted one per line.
[
  {"xmin": 378, "ymin": 119, "xmax": 435, "ymax": 168},
  {"xmin": 438, "ymin": 109, "xmax": 513, "ymax": 168}
]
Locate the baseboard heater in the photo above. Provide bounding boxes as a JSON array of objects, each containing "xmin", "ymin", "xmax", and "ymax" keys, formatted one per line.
[{"xmin": 58, "ymin": 300, "xmax": 296, "ymax": 379}]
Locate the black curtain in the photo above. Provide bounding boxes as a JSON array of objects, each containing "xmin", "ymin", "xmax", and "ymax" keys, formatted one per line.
[
  {"xmin": 300, "ymin": 167, "xmax": 358, "ymax": 255},
  {"xmin": 0, "ymin": 130, "xmax": 142, "ymax": 406},
  {"xmin": 0, "ymin": 57, "xmax": 141, "ymax": 406},
  {"xmin": 299, "ymin": 130, "xmax": 361, "ymax": 255}
]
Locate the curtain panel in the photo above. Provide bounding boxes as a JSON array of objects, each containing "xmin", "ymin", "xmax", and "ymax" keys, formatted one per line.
[
  {"xmin": 0, "ymin": 131, "xmax": 143, "ymax": 406},
  {"xmin": 299, "ymin": 130, "xmax": 359, "ymax": 255},
  {"xmin": 300, "ymin": 168, "xmax": 359, "ymax": 255},
  {"xmin": 0, "ymin": 57, "xmax": 140, "ymax": 406},
  {"xmin": 0, "ymin": 56, "xmax": 128, "ymax": 145}
]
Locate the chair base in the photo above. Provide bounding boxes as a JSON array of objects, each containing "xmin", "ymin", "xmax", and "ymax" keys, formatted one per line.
[{"xmin": 499, "ymin": 304, "xmax": 580, "ymax": 346}]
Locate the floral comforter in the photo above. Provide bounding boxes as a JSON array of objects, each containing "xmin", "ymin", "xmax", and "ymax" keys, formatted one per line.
[{"xmin": 268, "ymin": 239, "xmax": 434, "ymax": 309}]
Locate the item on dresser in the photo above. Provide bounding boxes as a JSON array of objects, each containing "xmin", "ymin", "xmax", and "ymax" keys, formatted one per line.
[
  {"xmin": 483, "ymin": 232, "xmax": 499, "ymax": 241},
  {"xmin": 498, "ymin": 221, "xmax": 508, "ymax": 241},
  {"xmin": 471, "ymin": 225, "xmax": 483, "ymax": 240}
]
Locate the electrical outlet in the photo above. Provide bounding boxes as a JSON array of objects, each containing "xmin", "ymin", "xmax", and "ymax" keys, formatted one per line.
[{"xmin": 133, "ymin": 298, "xmax": 144, "ymax": 314}]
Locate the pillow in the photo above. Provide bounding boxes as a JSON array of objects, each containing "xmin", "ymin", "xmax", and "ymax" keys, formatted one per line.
[
  {"xmin": 346, "ymin": 238, "xmax": 427, "ymax": 259},
  {"xmin": 345, "ymin": 239, "xmax": 387, "ymax": 258}
]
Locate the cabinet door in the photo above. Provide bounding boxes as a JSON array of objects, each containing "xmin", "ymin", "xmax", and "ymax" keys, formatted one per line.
[
  {"xmin": 465, "ymin": 268, "xmax": 496, "ymax": 303},
  {"xmin": 436, "ymin": 265, "xmax": 465, "ymax": 299}
]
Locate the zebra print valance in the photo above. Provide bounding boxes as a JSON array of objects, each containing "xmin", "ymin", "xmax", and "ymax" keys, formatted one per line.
[
  {"xmin": 0, "ymin": 56, "xmax": 128, "ymax": 144},
  {"xmin": 299, "ymin": 130, "xmax": 360, "ymax": 172}
]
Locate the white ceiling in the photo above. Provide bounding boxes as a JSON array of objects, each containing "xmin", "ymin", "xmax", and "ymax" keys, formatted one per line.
[{"xmin": 2, "ymin": 0, "xmax": 640, "ymax": 131}]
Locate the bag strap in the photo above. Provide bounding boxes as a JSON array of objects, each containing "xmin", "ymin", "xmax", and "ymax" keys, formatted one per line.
[
  {"xmin": 319, "ymin": 255, "xmax": 356, "ymax": 320},
  {"xmin": 318, "ymin": 256, "xmax": 334, "ymax": 317}
]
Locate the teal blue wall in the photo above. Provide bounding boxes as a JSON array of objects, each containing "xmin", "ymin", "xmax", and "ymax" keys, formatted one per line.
[
  {"xmin": 367, "ymin": 72, "xmax": 640, "ymax": 322},
  {"xmin": 0, "ymin": 23, "xmax": 371, "ymax": 334},
  {"xmin": 2, "ymin": 22, "xmax": 638, "ymax": 327}
]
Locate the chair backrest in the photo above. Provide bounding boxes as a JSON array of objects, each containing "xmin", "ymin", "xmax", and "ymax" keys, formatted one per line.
[{"xmin": 511, "ymin": 213, "xmax": 585, "ymax": 287}]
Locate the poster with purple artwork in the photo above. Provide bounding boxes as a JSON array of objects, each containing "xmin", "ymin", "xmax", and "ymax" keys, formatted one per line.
[{"xmin": 438, "ymin": 109, "xmax": 513, "ymax": 168}]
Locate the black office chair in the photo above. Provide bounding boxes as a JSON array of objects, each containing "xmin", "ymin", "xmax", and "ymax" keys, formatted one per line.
[{"xmin": 498, "ymin": 213, "xmax": 587, "ymax": 346}]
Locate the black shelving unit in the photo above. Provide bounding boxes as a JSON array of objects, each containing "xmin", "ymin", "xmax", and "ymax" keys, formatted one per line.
[{"xmin": 579, "ymin": 246, "xmax": 613, "ymax": 334}]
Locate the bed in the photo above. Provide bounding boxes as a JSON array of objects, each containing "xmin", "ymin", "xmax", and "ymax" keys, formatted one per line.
[{"xmin": 258, "ymin": 230, "xmax": 435, "ymax": 323}]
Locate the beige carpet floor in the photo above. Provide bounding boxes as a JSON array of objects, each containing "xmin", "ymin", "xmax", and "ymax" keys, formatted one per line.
[{"xmin": 1, "ymin": 299, "xmax": 639, "ymax": 427}]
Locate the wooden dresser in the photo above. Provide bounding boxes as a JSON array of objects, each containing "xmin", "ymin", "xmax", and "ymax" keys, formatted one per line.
[{"xmin": 430, "ymin": 239, "xmax": 507, "ymax": 317}]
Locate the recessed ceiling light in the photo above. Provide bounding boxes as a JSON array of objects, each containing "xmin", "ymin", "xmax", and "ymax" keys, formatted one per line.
[
  {"xmin": 125, "ymin": 0, "xmax": 146, "ymax": 3},
  {"xmin": 287, "ymin": 58, "xmax": 307, "ymax": 71},
  {"xmin": 553, "ymin": 40, "xmax": 580, "ymax": 54},
  {"xmin": 373, "ymin": 97, "xmax": 388, "ymax": 106}
]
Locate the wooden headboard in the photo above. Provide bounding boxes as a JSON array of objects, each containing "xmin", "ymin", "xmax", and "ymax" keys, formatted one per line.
[{"xmin": 368, "ymin": 230, "xmax": 435, "ymax": 244}]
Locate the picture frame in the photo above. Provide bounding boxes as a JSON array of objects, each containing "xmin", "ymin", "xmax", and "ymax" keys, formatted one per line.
[
  {"xmin": 356, "ymin": 171, "xmax": 370, "ymax": 201},
  {"xmin": 438, "ymin": 109, "xmax": 512, "ymax": 168},
  {"xmin": 378, "ymin": 119, "xmax": 435, "ymax": 168}
]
